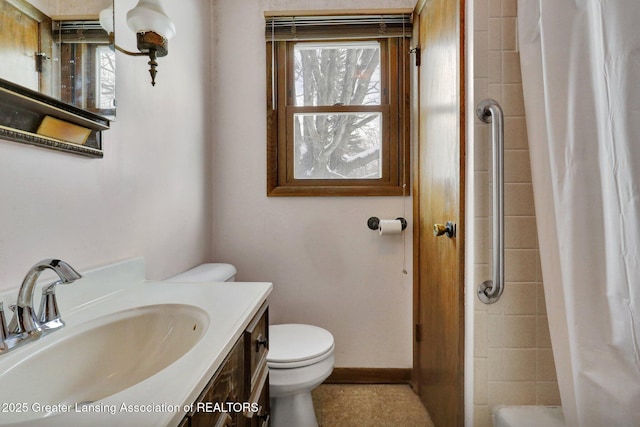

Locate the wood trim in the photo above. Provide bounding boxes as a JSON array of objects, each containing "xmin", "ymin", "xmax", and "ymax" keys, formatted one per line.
[
  {"xmin": 411, "ymin": 12, "xmax": 422, "ymax": 394},
  {"xmin": 266, "ymin": 37, "xmax": 410, "ymax": 197},
  {"xmin": 324, "ymin": 368, "xmax": 412, "ymax": 384},
  {"xmin": 414, "ymin": 0, "xmax": 428, "ymax": 16}
]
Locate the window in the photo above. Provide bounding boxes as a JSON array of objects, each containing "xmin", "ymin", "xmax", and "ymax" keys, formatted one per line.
[
  {"xmin": 266, "ymin": 14, "xmax": 411, "ymax": 196},
  {"xmin": 57, "ymin": 20, "xmax": 116, "ymax": 117},
  {"xmin": 95, "ymin": 45, "xmax": 116, "ymax": 111}
]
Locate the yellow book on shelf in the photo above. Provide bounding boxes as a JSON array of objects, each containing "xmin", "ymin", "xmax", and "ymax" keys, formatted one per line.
[{"xmin": 36, "ymin": 116, "xmax": 91, "ymax": 145}]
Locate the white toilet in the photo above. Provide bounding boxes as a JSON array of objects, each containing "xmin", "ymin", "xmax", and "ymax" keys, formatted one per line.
[{"xmin": 166, "ymin": 263, "xmax": 334, "ymax": 427}]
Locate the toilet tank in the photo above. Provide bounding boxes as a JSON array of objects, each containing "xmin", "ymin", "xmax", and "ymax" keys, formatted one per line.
[{"xmin": 166, "ymin": 263, "xmax": 237, "ymax": 282}]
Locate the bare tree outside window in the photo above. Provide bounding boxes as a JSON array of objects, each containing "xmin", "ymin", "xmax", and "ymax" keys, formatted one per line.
[
  {"xmin": 96, "ymin": 46, "xmax": 115, "ymax": 110},
  {"xmin": 293, "ymin": 42, "xmax": 383, "ymax": 179}
]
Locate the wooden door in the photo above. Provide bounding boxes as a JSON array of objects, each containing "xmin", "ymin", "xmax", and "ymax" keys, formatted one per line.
[
  {"xmin": 0, "ymin": 0, "xmax": 40, "ymax": 91},
  {"xmin": 413, "ymin": 0, "xmax": 465, "ymax": 425}
]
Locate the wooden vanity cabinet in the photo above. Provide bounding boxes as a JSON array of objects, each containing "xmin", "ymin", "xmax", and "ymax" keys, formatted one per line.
[
  {"xmin": 181, "ymin": 304, "xmax": 270, "ymax": 427},
  {"xmin": 243, "ymin": 303, "xmax": 270, "ymax": 427}
]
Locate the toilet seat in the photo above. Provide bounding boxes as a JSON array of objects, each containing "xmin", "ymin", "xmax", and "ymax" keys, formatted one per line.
[{"xmin": 267, "ymin": 324, "xmax": 334, "ymax": 369}]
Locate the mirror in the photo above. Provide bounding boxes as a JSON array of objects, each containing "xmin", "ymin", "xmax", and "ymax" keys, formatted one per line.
[
  {"xmin": 0, "ymin": 0, "xmax": 113, "ymax": 157},
  {"xmin": 0, "ymin": 0, "xmax": 115, "ymax": 120}
]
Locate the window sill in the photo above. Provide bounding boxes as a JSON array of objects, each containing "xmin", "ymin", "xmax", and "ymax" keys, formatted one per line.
[{"xmin": 267, "ymin": 184, "xmax": 408, "ymax": 197}]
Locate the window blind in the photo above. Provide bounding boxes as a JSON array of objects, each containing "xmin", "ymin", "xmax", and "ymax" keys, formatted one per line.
[
  {"xmin": 56, "ymin": 21, "xmax": 110, "ymax": 43},
  {"xmin": 265, "ymin": 14, "xmax": 413, "ymax": 41}
]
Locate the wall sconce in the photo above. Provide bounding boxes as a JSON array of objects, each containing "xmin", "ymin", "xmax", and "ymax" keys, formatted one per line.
[{"xmin": 100, "ymin": 0, "xmax": 176, "ymax": 86}]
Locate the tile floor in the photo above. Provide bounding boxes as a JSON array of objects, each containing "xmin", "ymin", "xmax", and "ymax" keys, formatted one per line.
[{"xmin": 311, "ymin": 384, "xmax": 434, "ymax": 427}]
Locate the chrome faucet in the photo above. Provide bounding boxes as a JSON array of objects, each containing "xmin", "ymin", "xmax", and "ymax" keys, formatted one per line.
[{"xmin": 0, "ymin": 259, "xmax": 81, "ymax": 354}]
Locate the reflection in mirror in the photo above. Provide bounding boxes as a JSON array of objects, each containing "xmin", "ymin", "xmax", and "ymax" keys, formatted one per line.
[{"xmin": 0, "ymin": 0, "xmax": 115, "ymax": 120}]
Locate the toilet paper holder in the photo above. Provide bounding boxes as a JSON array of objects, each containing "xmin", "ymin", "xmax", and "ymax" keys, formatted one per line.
[{"xmin": 367, "ymin": 217, "xmax": 407, "ymax": 231}]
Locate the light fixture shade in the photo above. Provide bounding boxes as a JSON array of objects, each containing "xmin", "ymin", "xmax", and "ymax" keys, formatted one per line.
[
  {"xmin": 99, "ymin": 5, "xmax": 114, "ymax": 34},
  {"xmin": 126, "ymin": 0, "xmax": 176, "ymax": 40}
]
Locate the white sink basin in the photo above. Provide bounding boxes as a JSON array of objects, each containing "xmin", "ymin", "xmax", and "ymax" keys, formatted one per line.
[
  {"xmin": 0, "ymin": 303, "xmax": 208, "ymax": 423},
  {"xmin": 0, "ymin": 259, "xmax": 272, "ymax": 426}
]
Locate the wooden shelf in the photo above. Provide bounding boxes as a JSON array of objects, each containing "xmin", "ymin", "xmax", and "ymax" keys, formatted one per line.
[{"xmin": 0, "ymin": 78, "xmax": 109, "ymax": 157}]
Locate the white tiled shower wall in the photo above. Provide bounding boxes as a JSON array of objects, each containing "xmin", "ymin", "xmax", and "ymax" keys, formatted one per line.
[{"xmin": 473, "ymin": 0, "xmax": 561, "ymax": 425}]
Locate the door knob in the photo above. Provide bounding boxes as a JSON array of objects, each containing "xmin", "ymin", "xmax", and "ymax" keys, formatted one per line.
[{"xmin": 433, "ymin": 221, "xmax": 456, "ymax": 238}]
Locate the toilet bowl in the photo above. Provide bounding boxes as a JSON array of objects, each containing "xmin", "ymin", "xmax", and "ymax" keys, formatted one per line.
[
  {"xmin": 267, "ymin": 323, "xmax": 334, "ymax": 427},
  {"xmin": 166, "ymin": 263, "xmax": 334, "ymax": 427}
]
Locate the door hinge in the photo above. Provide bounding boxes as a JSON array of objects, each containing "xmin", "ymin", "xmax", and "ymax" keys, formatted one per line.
[
  {"xmin": 35, "ymin": 52, "xmax": 49, "ymax": 73},
  {"xmin": 415, "ymin": 323, "xmax": 422, "ymax": 342},
  {"xmin": 410, "ymin": 46, "xmax": 421, "ymax": 67}
]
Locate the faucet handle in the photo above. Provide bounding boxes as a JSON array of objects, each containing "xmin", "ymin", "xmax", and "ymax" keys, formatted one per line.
[
  {"xmin": 6, "ymin": 304, "xmax": 18, "ymax": 334},
  {"xmin": 0, "ymin": 302, "xmax": 8, "ymax": 344},
  {"xmin": 38, "ymin": 281, "xmax": 64, "ymax": 327}
]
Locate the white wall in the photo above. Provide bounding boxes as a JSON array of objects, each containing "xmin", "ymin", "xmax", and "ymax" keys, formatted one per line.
[
  {"xmin": 0, "ymin": 0, "xmax": 417, "ymax": 370},
  {"xmin": 0, "ymin": 0, "xmax": 212, "ymax": 290},
  {"xmin": 210, "ymin": 0, "xmax": 416, "ymax": 368}
]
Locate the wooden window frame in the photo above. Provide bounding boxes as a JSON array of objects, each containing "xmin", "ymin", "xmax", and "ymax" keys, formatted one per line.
[{"xmin": 267, "ymin": 33, "xmax": 410, "ymax": 197}]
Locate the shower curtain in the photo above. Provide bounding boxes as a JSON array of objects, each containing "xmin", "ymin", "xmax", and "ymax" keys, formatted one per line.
[{"xmin": 518, "ymin": 0, "xmax": 640, "ymax": 426}]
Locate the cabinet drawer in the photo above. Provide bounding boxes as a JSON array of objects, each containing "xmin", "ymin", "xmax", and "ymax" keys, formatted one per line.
[
  {"xmin": 181, "ymin": 302, "xmax": 270, "ymax": 427},
  {"xmin": 247, "ymin": 372, "xmax": 270, "ymax": 427},
  {"xmin": 189, "ymin": 335, "xmax": 245, "ymax": 427},
  {"xmin": 244, "ymin": 303, "xmax": 269, "ymax": 390}
]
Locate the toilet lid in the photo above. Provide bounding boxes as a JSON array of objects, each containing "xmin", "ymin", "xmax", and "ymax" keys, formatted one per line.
[{"xmin": 267, "ymin": 324, "xmax": 334, "ymax": 364}]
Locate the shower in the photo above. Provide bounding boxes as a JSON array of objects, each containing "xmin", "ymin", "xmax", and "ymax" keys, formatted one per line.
[{"xmin": 518, "ymin": 0, "xmax": 640, "ymax": 425}]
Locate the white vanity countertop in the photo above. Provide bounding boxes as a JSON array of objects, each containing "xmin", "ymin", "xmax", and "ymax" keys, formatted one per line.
[{"xmin": 0, "ymin": 259, "xmax": 272, "ymax": 427}]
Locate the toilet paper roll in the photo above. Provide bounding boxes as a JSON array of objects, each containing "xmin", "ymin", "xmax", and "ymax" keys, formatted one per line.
[{"xmin": 378, "ymin": 219, "xmax": 403, "ymax": 236}]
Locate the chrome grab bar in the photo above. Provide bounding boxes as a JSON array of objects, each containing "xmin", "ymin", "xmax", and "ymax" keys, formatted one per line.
[{"xmin": 476, "ymin": 99, "xmax": 504, "ymax": 304}]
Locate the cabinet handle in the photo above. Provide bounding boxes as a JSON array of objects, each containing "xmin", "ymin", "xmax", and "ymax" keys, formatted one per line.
[{"xmin": 256, "ymin": 334, "xmax": 268, "ymax": 352}]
